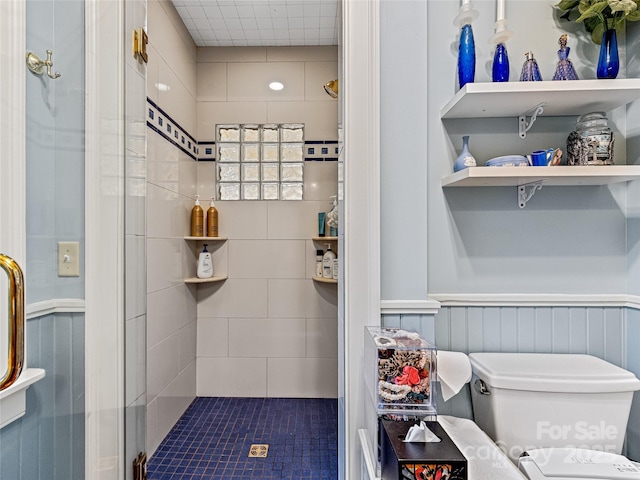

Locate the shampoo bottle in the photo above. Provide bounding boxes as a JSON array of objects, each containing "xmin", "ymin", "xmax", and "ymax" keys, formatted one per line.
[
  {"xmin": 315, "ymin": 249, "xmax": 324, "ymax": 278},
  {"xmin": 191, "ymin": 195, "xmax": 204, "ymax": 236},
  {"xmin": 322, "ymin": 244, "xmax": 336, "ymax": 279},
  {"xmin": 206, "ymin": 197, "xmax": 218, "ymax": 237},
  {"xmin": 197, "ymin": 244, "xmax": 213, "ymax": 279}
]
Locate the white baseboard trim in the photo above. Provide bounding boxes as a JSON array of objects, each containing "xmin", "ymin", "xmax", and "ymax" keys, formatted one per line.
[
  {"xmin": 26, "ymin": 298, "xmax": 86, "ymax": 319},
  {"xmin": 429, "ymin": 293, "xmax": 640, "ymax": 310}
]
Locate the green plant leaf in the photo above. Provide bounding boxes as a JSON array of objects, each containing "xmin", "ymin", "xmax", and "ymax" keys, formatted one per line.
[
  {"xmin": 627, "ymin": 8, "xmax": 640, "ymax": 19},
  {"xmin": 591, "ymin": 20, "xmax": 606, "ymax": 42},
  {"xmin": 576, "ymin": 1, "xmax": 609, "ymax": 21},
  {"xmin": 584, "ymin": 15, "xmax": 601, "ymax": 31},
  {"xmin": 557, "ymin": 0, "xmax": 580, "ymax": 10}
]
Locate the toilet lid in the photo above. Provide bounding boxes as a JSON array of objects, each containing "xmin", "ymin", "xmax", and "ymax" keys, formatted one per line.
[{"xmin": 519, "ymin": 448, "xmax": 640, "ymax": 480}]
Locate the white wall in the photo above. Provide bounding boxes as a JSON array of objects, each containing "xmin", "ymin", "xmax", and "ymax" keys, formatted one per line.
[
  {"xmin": 426, "ymin": 0, "xmax": 629, "ymax": 295},
  {"xmin": 194, "ymin": 46, "xmax": 340, "ymax": 398},
  {"xmin": 146, "ymin": 0, "xmax": 198, "ymax": 456}
]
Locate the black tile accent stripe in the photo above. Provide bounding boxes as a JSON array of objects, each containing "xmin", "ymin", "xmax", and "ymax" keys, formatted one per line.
[{"xmin": 147, "ymin": 99, "xmax": 340, "ymax": 163}]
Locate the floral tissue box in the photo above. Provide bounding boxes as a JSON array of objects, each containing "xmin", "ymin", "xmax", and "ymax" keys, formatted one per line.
[{"xmin": 365, "ymin": 327, "xmax": 437, "ymax": 417}]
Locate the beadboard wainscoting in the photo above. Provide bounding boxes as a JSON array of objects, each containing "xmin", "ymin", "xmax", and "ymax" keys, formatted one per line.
[{"xmin": 0, "ymin": 312, "xmax": 85, "ymax": 480}]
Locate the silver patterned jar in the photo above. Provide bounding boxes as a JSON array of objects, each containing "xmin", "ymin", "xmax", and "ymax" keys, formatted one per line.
[{"xmin": 567, "ymin": 112, "xmax": 614, "ymax": 165}]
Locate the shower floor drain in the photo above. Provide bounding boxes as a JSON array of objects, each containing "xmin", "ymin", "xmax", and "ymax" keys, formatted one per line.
[{"xmin": 248, "ymin": 444, "xmax": 269, "ymax": 458}]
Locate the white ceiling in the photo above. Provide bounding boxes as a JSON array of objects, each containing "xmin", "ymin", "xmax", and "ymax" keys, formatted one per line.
[{"xmin": 171, "ymin": 0, "xmax": 340, "ymax": 47}]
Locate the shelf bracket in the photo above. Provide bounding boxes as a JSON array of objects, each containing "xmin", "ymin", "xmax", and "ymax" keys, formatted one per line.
[
  {"xmin": 518, "ymin": 102, "xmax": 547, "ymax": 139},
  {"xmin": 518, "ymin": 181, "xmax": 543, "ymax": 209}
]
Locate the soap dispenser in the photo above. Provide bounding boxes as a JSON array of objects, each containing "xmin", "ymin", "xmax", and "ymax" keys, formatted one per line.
[
  {"xmin": 197, "ymin": 244, "xmax": 213, "ymax": 279},
  {"xmin": 322, "ymin": 244, "xmax": 336, "ymax": 279},
  {"xmin": 206, "ymin": 197, "xmax": 218, "ymax": 237},
  {"xmin": 191, "ymin": 195, "xmax": 204, "ymax": 237}
]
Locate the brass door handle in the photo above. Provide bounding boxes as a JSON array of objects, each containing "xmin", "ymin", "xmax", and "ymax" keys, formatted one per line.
[{"xmin": 0, "ymin": 254, "xmax": 24, "ymax": 390}]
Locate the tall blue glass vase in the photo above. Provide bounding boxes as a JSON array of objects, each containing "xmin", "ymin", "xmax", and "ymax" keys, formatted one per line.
[
  {"xmin": 597, "ymin": 29, "xmax": 619, "ymax": 79},
  {"xmin": 492, "ymin": 43, "xmax": 509, "ymax": 82},
  {"xmin": 458, "ymin": 24, "xmax": 476, "ymax": 88}
]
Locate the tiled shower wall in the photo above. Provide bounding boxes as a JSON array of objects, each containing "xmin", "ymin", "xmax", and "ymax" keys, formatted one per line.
[
  {"xmin": 146, "ymin": 0, "xmax": 339, "ymax": 455},
  {"xmin": 146, "ymin": 0, "xmax": 199, "ymax": 456},
  {"xmin": 194, "ymin": 45, "xmax": 339, "ymax": 398}
]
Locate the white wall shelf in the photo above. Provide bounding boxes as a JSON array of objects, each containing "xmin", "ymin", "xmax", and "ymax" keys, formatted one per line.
[
  {"xmin": 441, "ymin": 166, "xmax": 640, "ymax": 188},
  {"xmin": 442, "ymin": 166, "xmax": 640, "ymax": 208},
  {"xmin": 312, "ymin": 236, "xmax": 338, "ymax": 241},
  {"xmin": 440, "ymin": 80, "xmax": 640, "ymax": 119}
]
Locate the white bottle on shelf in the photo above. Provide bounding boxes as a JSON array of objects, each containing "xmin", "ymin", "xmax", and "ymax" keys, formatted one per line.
[
  {"xmin": 332, "ymin": 257, "xmax": 338, "ymax": 280},
  {"xmin": 197, "ymin": 244, "xmax": 213, "ymax": 279},
  {"xmin": 322, "ymin": 244, "xmax": 336, "ymax": 279}
]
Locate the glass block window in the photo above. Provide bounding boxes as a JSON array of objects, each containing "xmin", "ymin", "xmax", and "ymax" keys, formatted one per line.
[{"xmin": 216, "ymin": 123, "xmax": 304, "ymax": 201}]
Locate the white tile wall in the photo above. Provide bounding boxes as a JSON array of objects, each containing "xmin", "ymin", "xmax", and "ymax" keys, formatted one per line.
[
  {"xmin": 306, "ymin": 317, "xmax": 338, "ymax": 358},
  {"xmin": 197, "ymin": 357, "xmax": 267, "ymax": 396},
  {"xmin": 147, "ymin": 283, "xmax": 196, "ymax": 349},
  {"xmin": 227, "ymin": 62, "xmax": 305, "ymax": 101},
  {"xmin": 198, "ymin": 279, "xmax": 269, "ymax": 317},
  {"xmin": 268, "ymin": 279, "xmax": 337, "ymax": 318},
  {"xmin": 147, "ymin": 0, "xmax": 199, "ymax": 457},
  {"xmin": 228, "ymin": 239, "xmax": 305, "ymax": 278},
  {"xmin": 228, "ymin": 318, "xmax": 307, "ymax": 357},
  {"xmin": 196, "ymin": 317, "xmax": 230, "ymax": 357},
  {"xmin": 267, "ymin": 358, "xmax": 338, "ymax": 397}
]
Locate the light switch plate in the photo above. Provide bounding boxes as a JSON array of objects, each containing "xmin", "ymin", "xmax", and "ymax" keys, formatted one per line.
[{"xmin": 58, "ymin": 241, "xmax": 80, "ymax": 277}]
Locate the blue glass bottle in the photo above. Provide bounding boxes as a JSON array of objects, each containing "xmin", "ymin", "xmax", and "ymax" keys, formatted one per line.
[
  {"xmin": 458, "ymin": 24, "xmax": 476, "ymax": 88},
  {"xmin": 597, "ymin": 29, "xmax": 619, "ymax": 79},
  {"xmin": 492, "ymin": 43, "xmax": 509, "ymax": 82}
]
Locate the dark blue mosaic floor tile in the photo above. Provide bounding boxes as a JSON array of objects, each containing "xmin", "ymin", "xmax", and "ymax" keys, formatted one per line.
[{"xmin": 147, "ymin": 398, "xmax": 338, "ymax": 480}]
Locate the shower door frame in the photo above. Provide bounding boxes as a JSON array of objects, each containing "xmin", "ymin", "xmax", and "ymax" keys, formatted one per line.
[{"xmin": 84, "ymin": 1, "xmax": 127, "ymax": 479}]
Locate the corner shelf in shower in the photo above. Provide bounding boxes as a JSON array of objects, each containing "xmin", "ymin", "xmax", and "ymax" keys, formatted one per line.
[
  {"xmin": 311, "ymin": 237, "xmax": 338, "ymax": 284},
  {"xmin": 312, "ymin": 276, "xmax": 338, "ymax": 284},
  {"xmin": 183, "ymin": 236, "xmax": 228, "ymax": 284},
  {"xmin": 184, "ymin": 275, "xmax": 228, "ymax": 284}
]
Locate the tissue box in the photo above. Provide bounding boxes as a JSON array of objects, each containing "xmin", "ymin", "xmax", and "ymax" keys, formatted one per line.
[
  {"xmin": 380, "ymin": 420, "xmax": 467, "ymax": 480},
  {"xmin": 365, "ymin": 327, "xmax": 437, "ymax": 416}
]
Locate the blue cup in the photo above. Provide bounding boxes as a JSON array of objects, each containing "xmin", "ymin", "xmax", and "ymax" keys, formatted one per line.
[{"xmin": 531, "ymin": 150, "xmax": 549, "ymax": 166}]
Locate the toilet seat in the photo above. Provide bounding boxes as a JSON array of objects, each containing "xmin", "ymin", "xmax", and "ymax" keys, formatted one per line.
[{"xmin": 518, "ymin": 448, "xmax": 640, "ymax": 480}]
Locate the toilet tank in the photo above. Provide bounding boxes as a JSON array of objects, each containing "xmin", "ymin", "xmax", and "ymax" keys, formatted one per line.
[{"xmin": 469, "ymin": 353, "xmax": 640, "ymax": 462}]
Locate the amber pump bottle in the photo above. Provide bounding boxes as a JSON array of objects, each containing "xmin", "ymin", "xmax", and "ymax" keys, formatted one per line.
[
  {"xmin": 206, "ymin": 197, "xmax": 218, "ymax": 237},
  {"xmin": 191, "ymin": 195, "xmax": 204, "ymax": 236}
]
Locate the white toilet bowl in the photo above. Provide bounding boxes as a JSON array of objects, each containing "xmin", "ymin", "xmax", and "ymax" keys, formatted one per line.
[{"xmin": 468, "ymin": 353, "xmax": 640, "ymax": 479}]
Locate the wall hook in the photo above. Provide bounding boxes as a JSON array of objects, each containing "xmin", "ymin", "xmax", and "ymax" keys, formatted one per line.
[{"xmin": 26, "ymin": 50, "xmax": 61, "ymax": 79}]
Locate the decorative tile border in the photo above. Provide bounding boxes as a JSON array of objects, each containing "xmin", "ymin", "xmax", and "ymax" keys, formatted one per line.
[
  {"xmin": 305, "ymin": 140, "xmax": 339, "ymax": 161},
  {"xmin": 147, "ymin": 98, "xmax": 339, "ymax": 163},
  {"xmin": 146, "ymin": 98, "xmax": 199, "ymax": 160}
]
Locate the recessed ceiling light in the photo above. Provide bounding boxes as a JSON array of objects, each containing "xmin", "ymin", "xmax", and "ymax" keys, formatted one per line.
[{"xmin": 269, "ymin": 81, "xmax": 284, "ymax": 91}]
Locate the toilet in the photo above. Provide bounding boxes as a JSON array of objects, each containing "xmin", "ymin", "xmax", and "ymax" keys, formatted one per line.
[{"xmin": 468, "ymin": 352, "xmax": 640, "ymax": 479}]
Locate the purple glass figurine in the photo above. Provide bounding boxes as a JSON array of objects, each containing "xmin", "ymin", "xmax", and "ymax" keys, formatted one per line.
[
  {"xmin": 520, "ymin": 51, "xmax": 543, "ymax": 81},
  {"xmin": 553, "ymin": 34, "xmax": 579, "ymax": 81}
]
